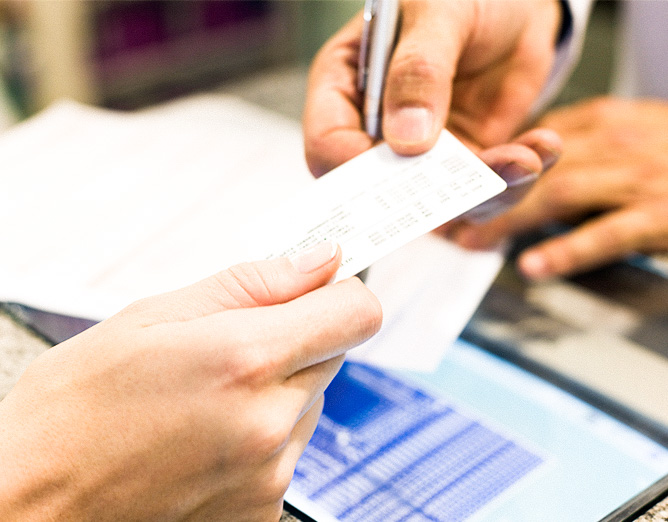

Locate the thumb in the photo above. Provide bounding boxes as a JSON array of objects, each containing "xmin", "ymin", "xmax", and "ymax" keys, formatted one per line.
[
  {"xmin": 120, "ymin": 241, "xmax": 342, "ymax": 323},
  {"xmin": 382, "ymin": 2, "xmax": 469, "ymax": 155}
]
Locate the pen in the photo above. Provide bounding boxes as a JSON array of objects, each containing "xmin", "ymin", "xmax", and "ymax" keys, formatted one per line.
[{"xmin": 357, "ymin": 0, "xmax": 400, "ymax": 139}]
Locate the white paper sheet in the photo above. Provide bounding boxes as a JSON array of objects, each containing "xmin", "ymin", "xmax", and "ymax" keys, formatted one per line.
[
  {"xmin": 0, "ymin": 95, "xmax": 312, "ymax": 318},
  {"xmin": 246, "ymin": 130, "xmax": 506, "ymax": 282},
  {"xmin": 347, "ymin": 234, "xmax": 504, "ymax": 372},
  {"xmin": 1, "ymin": 94, "xmax": 506, "ymax": 370}
]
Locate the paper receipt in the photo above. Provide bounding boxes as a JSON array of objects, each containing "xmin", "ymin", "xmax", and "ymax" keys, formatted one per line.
[{"xmin": 245, "ymin": 130, "xmax": 507, "ymax": 281}]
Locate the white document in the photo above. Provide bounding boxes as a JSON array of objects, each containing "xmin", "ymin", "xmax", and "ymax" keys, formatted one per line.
[
  {"xmin": 0, "ymin": 95, "xmax": 506, "ymax": 371},
  {"xmin": 350, "ymin": 234, "xmax": 505, "ymax": 372},
  {"xmin": 246, "ymin": 130, "xmax": 506, "ymax": 282},
  {"xmin": 0, "ymin": 95, "xmax": 312, "ymax": 319}
]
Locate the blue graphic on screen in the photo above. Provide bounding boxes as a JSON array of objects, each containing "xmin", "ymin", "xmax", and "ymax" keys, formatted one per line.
[{"xmin": 292, "ymin": 361, "xmax": 543, "ymax": 521}]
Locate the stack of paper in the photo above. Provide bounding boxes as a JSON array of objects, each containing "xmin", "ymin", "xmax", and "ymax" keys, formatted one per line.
[{"xmin": 0, "ymin": 95, "xmax": 311, "ymax": 319}]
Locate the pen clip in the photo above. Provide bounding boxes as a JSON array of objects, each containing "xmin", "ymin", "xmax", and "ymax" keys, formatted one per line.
[{"xmin": 357, "ymin": 0, "xmax": 377, "ymax": 93}]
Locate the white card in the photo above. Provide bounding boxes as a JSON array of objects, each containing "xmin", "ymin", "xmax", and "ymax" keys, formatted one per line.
[{"xmin": 246, "ymin": 129, "xmax": 506, "ymax": 281}]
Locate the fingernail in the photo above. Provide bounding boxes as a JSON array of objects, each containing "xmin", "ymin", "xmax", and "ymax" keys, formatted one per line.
[
  {"xmin": 519, "ymin": 251, "xmax": 551, "ymax": 280},
  {"xmin": 385, "ymin": 107, "xmax": 434, "ymax": 145},
  {"xmin": 496, "ymin": 162, "xmax": 539, "ymax": 188},
  {"xmin": 534, "ymin": 145, "xmax": 561, "ymax": 171},
  {"xmin": 289, "ymin": 241, "xmax": 338, "ymax": 273}
]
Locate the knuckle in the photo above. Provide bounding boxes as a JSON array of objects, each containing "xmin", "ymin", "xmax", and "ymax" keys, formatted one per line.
[
  {"xmin": 215, "ymin": 261, "xmax": 279, "ymax": 307},
  {"xmin": 539, "ymin": 174, "xmax": 582, "ymax": 212},
  {"xmin": 117, "ymin": 298, "xmax": 146, "ymax": 319},
  {"xmin": 543, "ymin": 238, "xmax": 578, "ymax": 273},
  {"xmin": 304, "ymin": 135, "xmax": 336, "ymax": 177},
  {"xmin": 623, "ymin": 207, "xmax": 666, "ymax": 251},
  {"xmin": 265, "ymin": 464, "xmax": 296, "ymax": 502},
  {"xmin": 538, "ymin": 171, "xmax": 591, "ymax": 216},
  {"xmin": 392, "ymin": 52, "xmax": 440, "ymax": 81},
  {"xmin": 115, "ymin": 295, "xmax": 163, "ymax": 326},
  {"xmin": 221, "ymin": 262, "xmax": 261, "ymax": 290},
  {"xmin": 570, "ymin": 213, "xmax": 645, "ymax": 265},
  {"xmin": 585, "ymin": 96, "xmax": 622, "ymax": 120},
  {"xmin": 633, "ymin": 161, "xmax": 668, "ymax": 191},
  {"xmin": 388, "ymin": 52, "xmax": 446, "ymax": 99},
  {"xmin": 348, "ymin": 278, "xmax": 383, "ymax": 339},
  {"xmin": 248, "ymin": 414, "xmax": 292, "ymax": 460},
  {"xmin": 225, "ymin": 345, "xmax": 285, "ymax": 388}
]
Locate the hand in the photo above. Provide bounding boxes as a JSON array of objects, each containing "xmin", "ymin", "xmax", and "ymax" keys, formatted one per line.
[
  {"xmin": 448, "ymin": 127, "xmax": 562, "ymax": 225},
  {"xmin": 448, "ymin": 97, "xmax": 668, "ymax": 279},
  {"xmin": 304, "ymin": 0, "xmax": 562, "ymax": 176},
  {"xmin": 0, "ymin": 242, "xmax": 382, "ymax": 521}
]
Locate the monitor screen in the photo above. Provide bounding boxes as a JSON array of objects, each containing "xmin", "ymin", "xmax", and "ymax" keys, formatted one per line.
[{"xmin": 285, "ymin": 337, "xmax": 668, "ymax": 522}]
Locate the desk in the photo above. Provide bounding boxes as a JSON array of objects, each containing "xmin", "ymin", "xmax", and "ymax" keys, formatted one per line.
[
  {"xmin": 2, "ymin": 256, "xmax": 666, "ymax": 522},
  {"xmin": 467, "ymin": 242, "xmax": 668, "ymax": 435},
  {"xmin": 1, "ymin": 65, "xmax": 667, "ymax": 522}
]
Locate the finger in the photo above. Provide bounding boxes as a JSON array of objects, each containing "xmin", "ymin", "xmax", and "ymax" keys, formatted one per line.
[
  {"xmin": 176, "ymin": 276, "xmax": 382, "ymax": 379},
  {"xmin": 269, "ymin": 395, "xmax": 325, "ymax": 501},
  {"xmin": 283, "ymin": 394, "xmax": 324, "ymax": 462},
  {"xmin": 303, "ymin": 13, "xmax": 375, "ymax": 176},
  {"xmin": 448, "ymin": 191, "xmax": 558, "ymax": 251},
  {"xmin": 513, "ymin": 127, "xmax": 563, "ymax": 171},
  {"xmin": 463, "ymin": 145, "xmax": 542, "ymax": 223},
  {"xmin": 538, "ymin": 99, "xmax": 598, "ymax": 134},
  {"xmin": 478, "ymin": 142, "xmax": 544, "ymax": 176},
  {"xmin": 518, "ymin": 204, "xmax": 668, "ymax": 280},
  {"xmin": 280, "ymin": 354, "xmax": 345, "ymax": 424},
  {"xmin": 538, "ymin": 96, "xmax": 637, "ymax": 135},
  {"xmin": 449, "ymin": 161, "xmax": 645, "ymax": 250},
  {"xmin": 120, "ymin": 241, "xmax": 342, "ymax": 324},
  {"xmin": 449, "ymin": 187, "xmax": 571, "ymax": 251},
  {"xmin": 531, "ymin": 163, "xmax": 663, "ymax": 211},
  {"xmin": 447, "ymin": 0, "xmax": 561, "ymax": 149},
  {"xmin": 230, "ymin": 396, "xmax": 326, "ymax": 518},
  {"xmin": 382, "ymin": 1, "xmax": 469, "ymax": 155},
  {"xmin": 457, "ymin": 127, "xmax": 561, "ymax": 224}
]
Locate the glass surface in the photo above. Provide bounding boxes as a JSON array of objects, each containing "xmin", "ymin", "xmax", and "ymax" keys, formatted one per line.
[{"xmin": 286, "ymin": 338, "xmax": 668, "ymax": 522}]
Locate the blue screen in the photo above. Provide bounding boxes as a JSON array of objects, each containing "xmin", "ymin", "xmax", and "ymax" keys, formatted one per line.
[{"xmin": 287, "ymin": 339, "xmax": 668, "ymax": 521}]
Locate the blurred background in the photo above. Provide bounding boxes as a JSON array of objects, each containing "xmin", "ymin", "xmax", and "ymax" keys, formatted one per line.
[{"xmin": 0, "ymin": 0, "xmax": 617, "ymax": 127}]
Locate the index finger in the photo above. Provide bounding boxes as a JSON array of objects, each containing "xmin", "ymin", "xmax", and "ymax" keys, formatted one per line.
[
  {"xmin": 175, "ymin": 277, "xmax": 383, "ymax": 379},
  {"xmin": 303, "ymin": 13, "xmax": 375, "ymax": 177},
  {"xmin": 517, "ymin": 205, "xmax": 668, "ymax": 280}
]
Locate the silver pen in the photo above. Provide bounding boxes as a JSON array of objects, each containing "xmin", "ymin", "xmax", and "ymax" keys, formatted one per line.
[{"xmin": 357, "ymin": 0, "xmax": 400, "ymax": 139}]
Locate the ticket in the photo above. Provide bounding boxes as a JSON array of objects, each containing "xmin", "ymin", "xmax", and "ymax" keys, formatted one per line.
[{"xmin": 246, "ymin": 130, "xmax": 507, "ymax": 282}]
